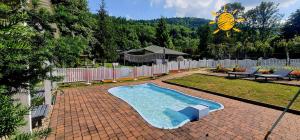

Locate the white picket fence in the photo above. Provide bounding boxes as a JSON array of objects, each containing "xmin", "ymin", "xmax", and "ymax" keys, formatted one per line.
[{"xmin": 54, "ymin": 58, "xmax": 300, "ymax": 83}]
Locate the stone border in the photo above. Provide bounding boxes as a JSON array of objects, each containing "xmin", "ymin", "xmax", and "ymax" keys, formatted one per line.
[{"xmin": 163, "ymin": 80, "xmax": 300, "ymax": 115}]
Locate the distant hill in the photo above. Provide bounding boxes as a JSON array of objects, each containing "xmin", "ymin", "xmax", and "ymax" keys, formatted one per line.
[{"xmin": 135, "ymin": 17, "xmax": 211, "ymax": 29}]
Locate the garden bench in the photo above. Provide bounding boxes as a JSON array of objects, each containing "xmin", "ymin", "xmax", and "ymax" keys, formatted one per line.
[
  {"xmin": 32, "ymin": 91, "xmax": 45, "ymax": 99},
  {"xmin": 31, "ymin": 104, "xmax": 49, "ymax": 128}
]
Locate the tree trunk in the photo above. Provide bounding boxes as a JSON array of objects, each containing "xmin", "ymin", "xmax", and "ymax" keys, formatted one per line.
[{"xmin": 285, "ymin": 47, "xmax": 290, "ymax": 66}]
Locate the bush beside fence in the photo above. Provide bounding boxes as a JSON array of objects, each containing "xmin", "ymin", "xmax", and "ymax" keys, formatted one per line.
[{"xmin": 54, "ymin": 58, "xmax": 300, "ymax": 83}]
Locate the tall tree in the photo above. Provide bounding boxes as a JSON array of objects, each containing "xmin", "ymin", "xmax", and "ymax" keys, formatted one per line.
[
  {"xmin": 282, "ymin": 9, "xmax": 300, "ymax": 39},
  {"xmin": 277, "ymin": 36, "xmax": 300, "ymax": 64},
  {"xmin": 155, "ymin": 17, "xmax": 174, "ymax": 49},
  {"xmin": 245, "ymin": 2, "xmax": 282, "ymax": 42},
  {"xmin": 0, "ymin": 1, "xmax": 53, "ymax": 136},
  {"xmin": 219, "ymin": 2, "xmax": 245, "ymax": 17},
  {"xmin": 197, "ymin": 24, "xmax": 212, "ymax": 58},
  {"xmin": 94, "ymin": 0, "xmax": 118, "ymax": 62}
]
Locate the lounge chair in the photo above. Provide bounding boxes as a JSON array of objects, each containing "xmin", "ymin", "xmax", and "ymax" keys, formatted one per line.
[
  {"xmin": 228, "ymin": 67, "xmax": 259, "ymax": 78},
  {"xmin": 254, "ymin": 69, "xmax": 292, "ymax": 81}
]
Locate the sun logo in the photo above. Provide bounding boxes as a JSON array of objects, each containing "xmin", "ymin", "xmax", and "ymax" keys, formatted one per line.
[{"xmin": 210, "ymin": 5, "xmax": 245, "ymax": 37}]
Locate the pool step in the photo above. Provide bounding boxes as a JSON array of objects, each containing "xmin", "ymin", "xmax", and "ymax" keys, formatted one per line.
[{"xmin": 177, "ymin": 105, "xmax": 209, "ymax": 121}]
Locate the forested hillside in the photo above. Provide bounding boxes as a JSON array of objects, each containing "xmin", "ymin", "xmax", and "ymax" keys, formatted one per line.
[{"xmin": 136, "ymin": 17, "xmax": 210, "ymax": 29}]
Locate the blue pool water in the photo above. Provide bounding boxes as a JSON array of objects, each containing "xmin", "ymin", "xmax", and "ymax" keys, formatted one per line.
[{"xmin": 108, "ymin": 83, "xmax": 223, "ymax": 129}]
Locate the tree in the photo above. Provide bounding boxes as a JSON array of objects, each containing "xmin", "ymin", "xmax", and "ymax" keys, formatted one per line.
[
  {"xmin": 52, "ymin": 0, "xmax": 95, "ymax": 37},
  {"xmin": 114, "ymin": 24, "xmax": 141, "ymax": 51},
  {"xmin": 155, "ymin": 17, "xmax": 174, "ymax": 49},
  {"xmin": 135, "ymin": 25, "xmax": 155, "ymax": 47},
  {"xmin": 208, "ymin": 43, "xmax": 227, "ymax": 60},
  {"xmin": 0, "ymin": 93, "xmax": 28, "ymax": 137},
  {"xmin": 245, "ymin": 2, "xmax": 282, "ymax": 42},
  {"xmin": 282, "ymin": 9, "xmax": 300, "ymax": 39},
  {"xmin": 0, "ymin": 0, "xmax": 28, "ymax": 29},
  {"xmin": 49, "ymin": 36, "xmax": 88, "ymax": 67},
  {"xmin": 255, "ymin": 40, "xmax": 272, "ymax": 58},
  {"xmin": 242, "ymin": 39, "xmax": 256, "ymax": 59},
  {"xmin": 278, "ymin": 37, "xmax": 300, "ymax": 64},
  {"xmin": 197, "ymin": 24, "xmax": 212, "ymax": 58},
  {"xmin": 219, "ymin": 2, "xmax": 245, "ymax": 17},
  {"xmin": 0, "ymin": 1, "xmax": 53, "ymax": 137},
  {"xmin": 94, "ymin": 0, "xmax": 118, "ymax": 62},
  {"xmin": 52, "ymin": 0, "xmax": 95, "ymax": 60}
]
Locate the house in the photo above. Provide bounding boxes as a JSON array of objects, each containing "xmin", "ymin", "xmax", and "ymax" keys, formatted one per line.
[{"xmin": 120, "ymin": 45, "xmax": 188, "ymax": 64}]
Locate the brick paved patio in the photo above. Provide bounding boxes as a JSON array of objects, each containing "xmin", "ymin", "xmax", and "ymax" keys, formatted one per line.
[{"xmin": 47, "ymin": 72, "xmax": 300, "ymax": 140}]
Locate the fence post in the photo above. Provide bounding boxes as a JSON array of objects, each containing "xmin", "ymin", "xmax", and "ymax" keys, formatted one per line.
[
  {"xmin": 13, "ymin": 89, "xmax": 32, "ymax": 134},
  {"xmin": 44, "ymin": 79, "xmax": 52, "ymax": 105},
  {"xmin": 178, "ymin": 61, "xmax": 181, "ymax": 72},
  {"xmin": 85, "ymin": 68, "xmax": 91, "ymax": 85},
  {"xmin": 151, "ymin": 64, "xmax": 154, "ymax": 78},
  {"xmin": 134, "ymin": 66, "xmax": 137, "ymax": 80},
  {"xmin": 112, "ymin": 65, "xmax": 117, "ymax": 83},
  {"xmin": 165, "ymin": 63, "xmax": 169, "ymax": 74}
]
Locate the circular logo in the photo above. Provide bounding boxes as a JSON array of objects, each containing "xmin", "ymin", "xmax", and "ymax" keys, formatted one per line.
[{"xmin": 217, "ymin": 12, "xmax": 235, "ymax": 31}]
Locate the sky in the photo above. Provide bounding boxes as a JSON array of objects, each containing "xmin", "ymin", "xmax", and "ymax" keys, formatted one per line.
[{"xmin": 88, "ymin": 0, "xmax": 300, "ymax": 20}]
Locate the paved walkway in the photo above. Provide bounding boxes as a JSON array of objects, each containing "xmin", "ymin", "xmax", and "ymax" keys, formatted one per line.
[{"xmin": 47, "ymin": 70, "xmax": 300, "ymax": 140}]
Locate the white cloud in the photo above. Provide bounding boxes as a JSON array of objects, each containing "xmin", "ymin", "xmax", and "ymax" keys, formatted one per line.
[
  {"xmin": 149, "ymin": 0, "xmax": 298, "ymax": 19},
  {"xmin": 150, "ymin": 0, "xmax": 162, "ymax": 7},
  {"xmin": 126, "ymin": 14, "xmax": 133, "ymax": 20}
]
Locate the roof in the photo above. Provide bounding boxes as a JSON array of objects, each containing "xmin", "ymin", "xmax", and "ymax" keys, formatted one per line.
[{"xmin": 122, "ymin": 45, "xmax": 188, "ymax": 56}]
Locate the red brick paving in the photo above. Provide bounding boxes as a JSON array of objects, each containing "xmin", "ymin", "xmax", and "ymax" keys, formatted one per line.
[{"xmin": 47, "ymin": 71, "xmax": 300, "ymax": 140}]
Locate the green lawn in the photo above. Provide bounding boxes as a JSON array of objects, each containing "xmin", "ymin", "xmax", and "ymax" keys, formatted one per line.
[{"xmin": 166, "ymin": 74, "xmax": 300, "ymax": 111}]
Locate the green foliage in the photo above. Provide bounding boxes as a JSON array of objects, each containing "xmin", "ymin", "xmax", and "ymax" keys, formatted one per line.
[
  {"xmin": 135, "ymin": 24, "xmax": 155, "ymax": 47},
  {"xmin": 137, "ymin": 17, "xmax": 210, "ymax": 29},
  {"xmin": 49, "ymin": 36, "xmax": 88, "ymax": 67},
  {"xmin": 114, "ymin": 25, "xmax": 141, "ymax": 51},
  {"xmin": 10, "ymin": 128, "xmax": 51, "ymax": 140},
  {"xmin": 0, "ymin": 1, "xmax": 53, "ymax": 138},
  {"xmin": 155, "ymin": 17, "xmax": 174, "ymax": 49},
  {"xmin": 244, "ymin": 2, "xmax": 282, "ymax": 42},
  {"xmin": 0, "ymin": 25, "xmax": 51, "ymax": 93},
  {"xmin": 52, "ymin": 0, "xmax": 96, "ymax": 40},
  {"xmin": 282, "ymin": 9, "xmax": 300, "ymax": 39},
  {"xmin": 255, "ymin": 40, "xmax": 273, "ymax": 58},
  {"xmin": 0, "ymin": 94, "xmax": 28, "ymax": 137},
  {"xmin": 31, "ymin": 96, "xmax": 44, "ymax": 107},
  {"xmin": 197, "ymin": 24, "xmax": 212, "ymax": 58},
  {"xmin": 93, "ymin": 0, "xmax": 118, "ymax": 62},
  {"xmin": 0, "ymin": 0, "xmax": 28, "ymax": 29}
]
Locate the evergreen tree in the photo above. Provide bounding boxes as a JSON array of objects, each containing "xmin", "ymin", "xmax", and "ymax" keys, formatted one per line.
[
  {"xmin": 0, "ymin": 1, "xmax": 53, "ymax": 136},
  {"xmin": 94, "ymin": 0, "xmax": 118, "ymax": 62},
  {"xmin": 197, "ymin": 24, "xmax": 212, "ymax": 58},
  {"xmin": 155, "ymin": 17, "xmax": 174, "ymax": 49}
]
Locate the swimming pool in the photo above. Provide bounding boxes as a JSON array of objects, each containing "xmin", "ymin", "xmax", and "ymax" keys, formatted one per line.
[{"xmin": 108, "ymin": 83, "xmax": 223, "ymax": 129}]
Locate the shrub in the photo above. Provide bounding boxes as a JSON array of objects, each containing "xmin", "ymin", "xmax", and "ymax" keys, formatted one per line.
[
  {"xmin": 259, "ymin": 69, "xmax": 271, "ymax": 74},
  {"xmin": 214, "ymin": 65, "xmax": 230, "ymax": 73},
  {"xmin": 0, "ymin": 94, "xmax": 28, "ymax": 137},
  {"xmin": 290, "ymin": 70, "xmax": 300, "ymax": 77},
  {"xmin": 233, "ymin": 67, "xmax": 246, "ymax": 72},
  {"xmin": 10, "ymin": 128, "xmax": 51, "ymax": 140}
]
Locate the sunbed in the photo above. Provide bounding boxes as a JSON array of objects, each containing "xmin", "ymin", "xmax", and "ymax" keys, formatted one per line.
[
  {"xmin": 227, "ymin": 67, "xmax": 259, "ymax": 78},
  {"xmin": 254, "ymin": 69, "xmax": 292, "ymax": 81}
]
